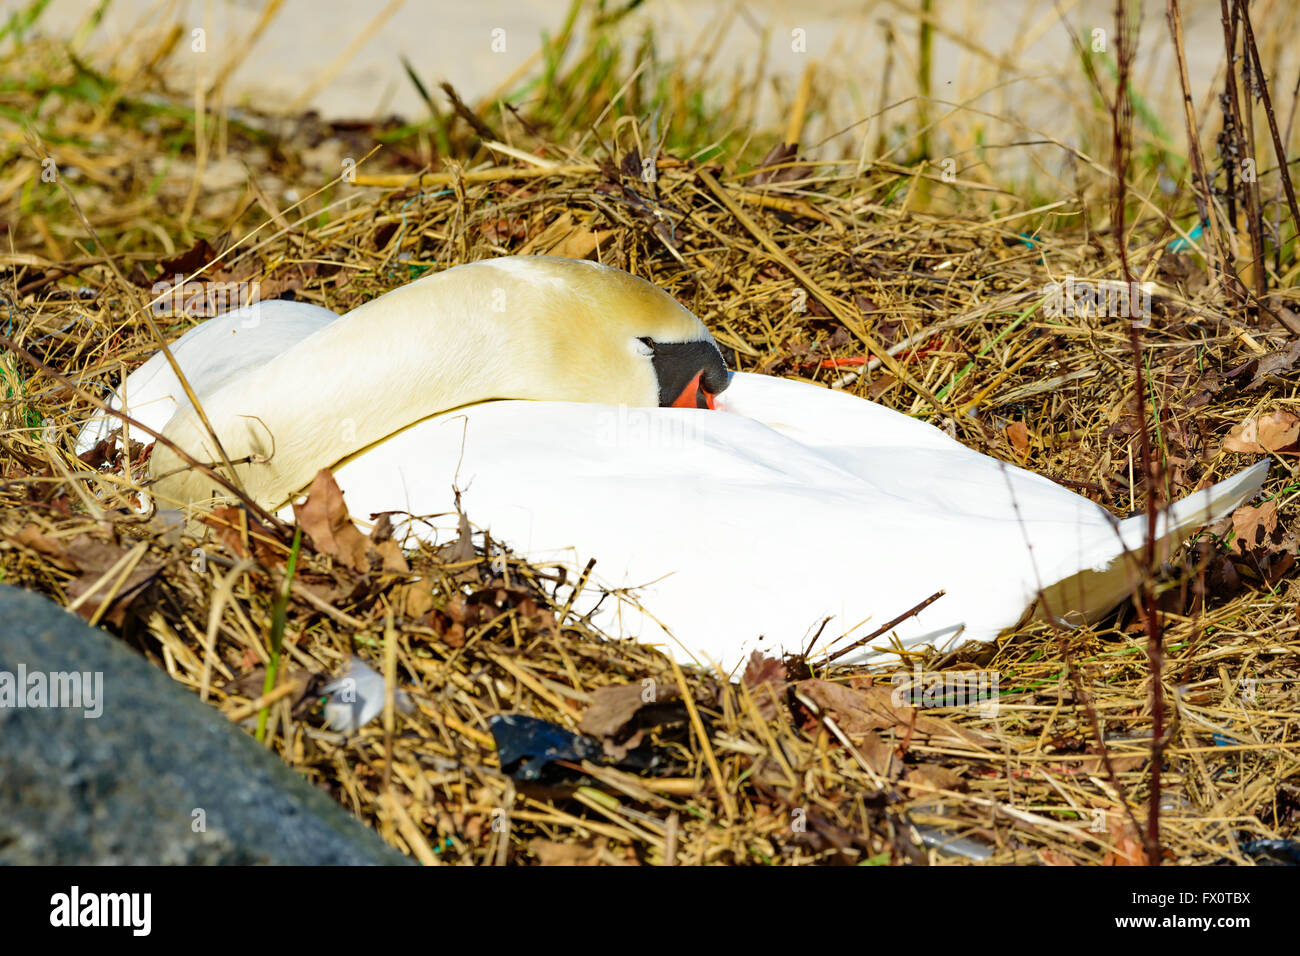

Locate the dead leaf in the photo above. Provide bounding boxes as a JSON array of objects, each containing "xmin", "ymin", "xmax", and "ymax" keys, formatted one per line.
[
  {"xmin": 13, "ymin": 525, "xmax": 76, "ymax": 569},
  {"xmin": 448, "ymin": 507, "xmax": 476, "ymax": 564},
  {"xmin": 550, "ymin": 225, "xmax": 613, "ymax": 260},
  {"xmin": 746, "ymin": 142, "xmax": 811, "ymax": 186},
  {"xmin": 905, "ymin": 764, "xmax": 966, "ymax": 793},
  {"xmin": 61, "ymin": 535, "xmax": 162, "ymax": 626},
  {"xmin": 368, "ymin": 513, "xmax": 409, "ymax": 572},
  {"xmin": 1039, "ymin": 849, "xmax": 1079, "ymax": 865},
  {"xmin": 480, "ymin": 216, "xmax": 528, "ymax": 245},
  {"xmin": 223, "ymin": 666, "xmax": 322, "ymax": 717},
  {"xmin": 529, "ymin": 838, "xmax": 601, "ymax": 866},
  {"xmin": 1234, "ymin": 338, "xmax": 1300, "ymax": 391},
  {"xmin": 202, "ymin": 506, "xmax": 283, "ymax": 567},
  {"xmin": 1223, "ymin": 410, "xmax": 1300, "ymax": 454},
  {"xmin": 742, "ymin": 652, "xmax": 787, "ymax": 720},
  {"xmin": 578, "ymin": 680, "xmax": 678, "ymax": 738},
  {"xmin": 156, "ymin": 237, "xmax": 218, "ymax": 278},
  {"xmin": 370, "ymin": 511, "xmax": 397, "ymax": 542},
  {"xmin": 517, "ymin": 211, "xmax": 612, "ymax": 260},
  {"xmin": 1232, "ymin": 500, "xmax": 1279, "ymax": 553},
  {"xmin": 371, "ymin": 537, "xmax": 409, "ymax": 573},
  {"xmin": 866, "ymin": 372, "xmax": 898, "ymax": 400},
  {"xmin": 1005, "ymin": 420, "xmax": 1031, "ymax": 457},
  {"xmin": 1102, "ymin": 813, "xmax": 1148, "ymax": 866},
  {"xmin": 797, "ymin": 678, "xmax": 996, "ymax": 749},
  {"xmin": 859, "ymin": 731, "xmax": 898, "ymax": 776},
  {"xmin": 293, "ymin": 469, "xmax": 370, "ymax": 571},
  {"xmin": 1073, "ymin": 753, "xmax": 1146, "ymax": 775},
  {"xmin": 402, "ymin": 583, "xmax": 434, "ymax": 619}
]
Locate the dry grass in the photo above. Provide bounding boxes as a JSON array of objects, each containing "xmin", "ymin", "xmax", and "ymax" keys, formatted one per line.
[{"xmin": 1, "ymin": 2, "xmax": 1298, "ymax": 865}]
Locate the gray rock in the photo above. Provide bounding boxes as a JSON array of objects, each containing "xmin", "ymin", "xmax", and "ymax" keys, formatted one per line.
[{"xmin": 0, "ymin": 585, "xmax": 410, "ymax": 864}]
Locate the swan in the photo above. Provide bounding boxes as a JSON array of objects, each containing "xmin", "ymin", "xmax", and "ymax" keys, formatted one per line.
[{"xmin": 77, "ymin": 256, "xmax": 1268, "ymax": 670}]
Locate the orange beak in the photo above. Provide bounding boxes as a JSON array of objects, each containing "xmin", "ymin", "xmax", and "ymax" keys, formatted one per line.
[{"xmin": 670, "ymin": 371, "xmax": 717, "ymax": 410}]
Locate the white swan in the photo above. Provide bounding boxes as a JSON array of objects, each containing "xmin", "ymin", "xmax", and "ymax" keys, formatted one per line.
[{"xmin": 78, "ymin": 256, "xmax": 1268, "ymax": 669}]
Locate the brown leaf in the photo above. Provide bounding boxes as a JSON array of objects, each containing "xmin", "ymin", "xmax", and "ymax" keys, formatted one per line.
[
  {"xmin": 529, "ymin": 838, "xmax": 601, "ymax": 866},
  {"xmin": 292, "ymin": 469, "xmax": 370, "ymax": 571},
  {"xmin": 401, "ymin": 583, "xmax": 434, "ymax": 619},
  {"xmin": 516, "ymin": 211, "xmax": 611, "ymax": 259},
  {"xmin": 480, "ymin": 216, "xmax": 528, "ymax": 245},
  {"xmin": 852, "ymin": 730, "xmax": 895, "ymax": 777},
  {"xmin": 798, "ymin": 678, "xmax": 908, "ymax": 735},
  {"xmin": 1005, "ymin": 420, "xmax": 1031, "ymax": 457},
  {"xmin": 372, "ymin": 538, "xmax": 410, "ymax": 573},
  {"xmin": 742, "ymin": 651, "xmax": 787, "ymax": 720},
  {"xmin": 448, "ymin": 507, "xmax": 476, "ymax": 564},
  {"xmin": 1239, "ymin": 338, "xmax": 1300, "ymax": 391},
  {"xmin": 746, "ymin": 142, "xmax": 811, "ymax": 186},
  {"xmin": 1102, "ymin": 813, "xmax": 1148, "ymax": 866},
  {"xmin": 1232, "ymin": 500, "xmax": 1279, "ymax": 554},
  {"xmin": 1081, "ymin": 753, "xmax": 1146, "ymax": 774},
  {"xmin": 866, "ymin": 372, "xmax": 898, "ymax": 400},
  {"xmin": 201, "ymin": 506, "xmax": 282, "ymax": 566},
  {"xmin": 13, "ymin": 525, "xmax": 76, "ymax": 569},
  {"xmin": 370, "ymin": 511, "xmax": 397, "ymax": 543},
  {"xmin": 797, "ymin": 678, "xmax": 996, "ymax": 749},
  {"xmin": 223, "ymin": 666, "xmax": 321, "ymax": 717},
  {"xmin": 368, "ymin": 513, "xmax": 409, "ymax": 572},
  {"xmin": 551, "ymin": 225, "xmax": 613, "ymax": 260},
  {"xmin": 156, "ymin": 237, "xmax": 218, "ymax": 278},
  {"xmin": 1039, "ymin": 849, "xmax": 1079, "ymax": 865},
  {"xmin": 905, "ymin": 764, "xmax": 966, "ymax": 793},
  {"xmin": 577, "ymin": 680, "xmax": 678, "ymax": 738},
  {"xmin": 253, "ymin": 277, "xmax": 303, "ymax": 301},
  {"xmin": 62, "ymin": 536, "xmax": 162, "ymax": 626},
  {"xmin": 1258, "ymin": 412, "xmax": 1300, "ymax": 451},
  {"xmin": 66, "ymin": 569, "xmax": 157, "ymax": 626},
  {"xmin": 1223, "ymin": 410, "xmax": 1300, "ymax": 454}
]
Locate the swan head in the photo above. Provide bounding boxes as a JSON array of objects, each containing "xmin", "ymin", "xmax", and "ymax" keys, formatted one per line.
[
  {"xmin": 636, "ymin": 335, "xmax": 730, "ymax": 409},
  {"xmin": 466, "ymin": 256, "xmax": 729, "ymax": 410}
]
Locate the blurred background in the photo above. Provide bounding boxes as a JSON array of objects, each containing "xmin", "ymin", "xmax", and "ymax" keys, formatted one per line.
[{"xmin": 11, "ymin": 1, "xmax": 1288, "ymax": 168}]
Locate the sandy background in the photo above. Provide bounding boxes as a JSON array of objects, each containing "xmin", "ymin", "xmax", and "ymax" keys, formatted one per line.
[{"xmin": 10, "ymin": 0, "xmax": 1250, "ymax": 146}]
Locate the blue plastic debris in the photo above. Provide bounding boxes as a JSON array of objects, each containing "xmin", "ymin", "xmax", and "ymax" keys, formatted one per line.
[
  {"xmin": 1167, "ymin": 220, "xmax": 1205, "ymax": 253},
  {"xmin": 489, "ymin": 713, "xmax": 604, "ymax": 782},
  {"xmin": 1240, "ymin": 839, "xmax": 1300, "ymax": 865}
]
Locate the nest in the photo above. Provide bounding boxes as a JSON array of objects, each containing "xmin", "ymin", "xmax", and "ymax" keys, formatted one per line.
[{"xmin": 1, "ymin": 6, "xmax": 1298, "ymax": 865}]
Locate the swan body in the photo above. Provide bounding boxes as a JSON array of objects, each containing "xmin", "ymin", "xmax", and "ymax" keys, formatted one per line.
[
  {"xmin": 78, "ymin": 257, "xmax": 1269, "ymax": 669},
  {"xmin": 313, "ymin": 375, "xmax": 1266, "ymax": 668}
]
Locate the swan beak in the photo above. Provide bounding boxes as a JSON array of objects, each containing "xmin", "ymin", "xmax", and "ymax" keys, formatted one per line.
[{"xmin": 670, "ymin": 371, "xmax": 717, "ymax": 410}]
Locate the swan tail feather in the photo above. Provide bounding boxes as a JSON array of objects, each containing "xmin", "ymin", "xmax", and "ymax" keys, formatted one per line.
[{"xmin": 1038, "ymin": 460, "xmax": 1269, "ymax": 625}]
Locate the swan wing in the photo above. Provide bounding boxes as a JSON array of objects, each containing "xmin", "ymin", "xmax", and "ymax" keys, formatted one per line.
[{"xmin": 76, "ymin": 300, "xmax": 339, "ymax": 454}]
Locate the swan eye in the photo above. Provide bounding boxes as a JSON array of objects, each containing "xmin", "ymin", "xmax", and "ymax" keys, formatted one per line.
[{"xmin": 635, "ymin": 336, "xmax": 656, "ymax": 357}]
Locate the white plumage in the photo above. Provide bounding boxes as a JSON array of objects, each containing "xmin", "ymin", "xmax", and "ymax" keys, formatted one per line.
[
  {"xmin": 314, "ymin": 373, "xmax": 1266, "ymax": 668},
  {"xmin": 74, "ymin": 300, "xmax": 338, "ymax": 455}
]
